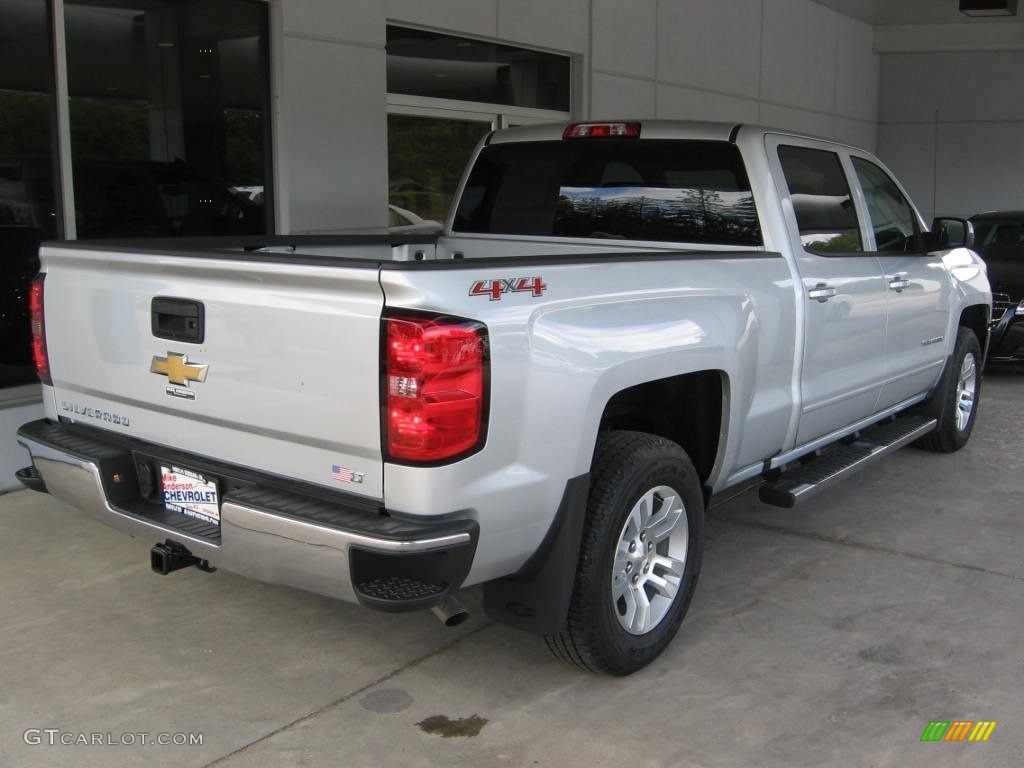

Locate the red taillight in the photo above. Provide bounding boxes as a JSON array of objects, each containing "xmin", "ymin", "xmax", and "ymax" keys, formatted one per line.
[
  {"xmin": 383, "ymin": 313, "xmax": 488, "ymax": 463},
  {"xmin": 562, "ymin": 122, "xmax": 641, "ymax": 139},
  {"xmin": 29, "ymin": 274, "xmax": 52, "ymax": 386}
]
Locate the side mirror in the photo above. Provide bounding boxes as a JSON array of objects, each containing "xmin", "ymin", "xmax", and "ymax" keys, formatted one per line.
[{"xmin": 925, "ymin": 217, "xmax": 975, "ymax": 251}]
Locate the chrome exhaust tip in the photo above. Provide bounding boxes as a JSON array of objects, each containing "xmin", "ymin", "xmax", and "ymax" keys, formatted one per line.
[{"xmin": 430, "ymin": 595, "xmax": 470, "ymax": 627}]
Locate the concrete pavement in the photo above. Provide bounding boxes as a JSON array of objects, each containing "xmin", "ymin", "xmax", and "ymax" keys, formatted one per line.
[{"xmin": 1, "ymin": 372, "xmax": 1021, "ymax": 768}]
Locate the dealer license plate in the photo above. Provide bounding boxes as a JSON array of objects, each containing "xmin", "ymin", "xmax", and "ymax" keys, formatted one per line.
[{"xmin": 160, "ymin": 464, "xmax": 220, "ymax": 526}]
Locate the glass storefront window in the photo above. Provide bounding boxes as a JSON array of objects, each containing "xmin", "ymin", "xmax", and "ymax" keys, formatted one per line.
[
  {"xmin": 386, "ymin": 27, "xmax": 571, "ymax": 224},
  {"xmin": 388, "ymin": 114, "xmax": 492, "ymax": 224},
  {"xmin": 0, "ymin": 0, "xmax": 57, "ymax": 388},
  {"xmin": 65, "ymin": 0, "xmax": 271, "ymax": 238},
  {"xmin": 387, "ymin": 27, "xmax": 570, "ymax": 112}
]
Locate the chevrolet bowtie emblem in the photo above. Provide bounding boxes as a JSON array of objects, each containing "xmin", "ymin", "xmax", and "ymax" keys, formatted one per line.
[{"xmin": 151, "ymin": 352, "xmax": 208, "ymax": 386}]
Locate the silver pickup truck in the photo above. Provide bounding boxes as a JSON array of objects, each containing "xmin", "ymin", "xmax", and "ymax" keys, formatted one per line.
[{"xmin": 17, "ymin": 121, "xmax": 991, "ymax": 675}]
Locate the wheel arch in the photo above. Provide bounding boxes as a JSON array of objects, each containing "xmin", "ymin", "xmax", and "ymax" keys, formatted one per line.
[
  {"xmin": 597, "ymin": 370, "xmax": 725, "ymax": 490},
  {"xmin": 482, "ymin": 370, "xmax": 724, "ymax": 638},
  {"xmin": 959, "ymin": 303, "xmax": 990, "ymax": 362}
]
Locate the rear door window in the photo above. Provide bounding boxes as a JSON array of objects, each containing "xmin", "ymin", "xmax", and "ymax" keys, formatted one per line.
[{"xmin": 777, "ymin": 145, "xmax": 863, "ymax": 254}]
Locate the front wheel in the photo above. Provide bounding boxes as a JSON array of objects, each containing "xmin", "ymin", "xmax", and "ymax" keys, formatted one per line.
[
  {"xmin": 916, "ymin": 326, "xmax": 982, "ymax": 453},
  {"xmin": 545, "ymin": 431, "xmax": 705, "ymax": 676}
]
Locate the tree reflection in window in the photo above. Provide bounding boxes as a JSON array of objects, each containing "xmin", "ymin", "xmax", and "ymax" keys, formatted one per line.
[
  {"xmin": 455, "ymin": 139, "xmax": 762, "ymax": 246},
  {"xmin": 554, "ymin": 186, "xmax": 760, "ymax": 245}
]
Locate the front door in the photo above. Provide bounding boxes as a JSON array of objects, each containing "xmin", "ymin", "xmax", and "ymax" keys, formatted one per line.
[{"xmin": 849, "ymin": 156, "xmax": 949, "ymax": 408}]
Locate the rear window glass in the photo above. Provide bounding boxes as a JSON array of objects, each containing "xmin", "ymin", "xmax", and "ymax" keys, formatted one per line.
[{"xmin": 453, "ymin": 139, "xmax": 762, "ymax": 246}]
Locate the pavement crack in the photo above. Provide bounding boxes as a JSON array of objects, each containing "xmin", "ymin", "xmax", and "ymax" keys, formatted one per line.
[{"xmin": 202, "ymin": 620, "xmax": 495, "ymax": 767}]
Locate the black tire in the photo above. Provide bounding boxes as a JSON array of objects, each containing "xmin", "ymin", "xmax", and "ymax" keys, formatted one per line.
[
  {"xmin": 915, "ymin": 326, "xmax": 982, "ymax": 453},
  {"xmin": 545, "ymin": 430, "xmax": 705, "ymax": 676}
]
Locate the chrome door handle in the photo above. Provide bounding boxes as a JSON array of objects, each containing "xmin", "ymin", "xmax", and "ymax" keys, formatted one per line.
[
  {"xmin": 888, "ymin": 276, "xmax": 911, "ymax": 293},
  {"xmin": 808, "ymin": 283, "xmax": 837, "ymax": 303}
]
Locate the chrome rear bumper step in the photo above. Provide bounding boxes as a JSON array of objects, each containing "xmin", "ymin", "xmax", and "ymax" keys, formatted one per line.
[
  {"xmin": 16, "ymin": 418, "xmax": 478, "ymax": 609},
  {"xmin": 758, "ymin": 415, "xmax": 937, "ymax": 508}
]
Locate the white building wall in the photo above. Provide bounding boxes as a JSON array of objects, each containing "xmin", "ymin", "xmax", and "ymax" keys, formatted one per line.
[
  {"xmin": 270, "ymin": 0, "xmax": 880, "ymax": 232},
  {"xmin": 272, "ymin": 0, "xmax": 389, "ymax": 233},
  {"xmin": 597, "ymin": 0, "xmax": 878, "ymax": 147},
  {"xmin": 877, "ymin": 48, "xmax": 1024, "ymax": 221}
]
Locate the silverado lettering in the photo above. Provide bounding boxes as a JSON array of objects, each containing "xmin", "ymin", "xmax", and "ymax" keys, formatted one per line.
[{"xmin": 61, "ymin": 402, "xmax": 131, "ymax": 427}]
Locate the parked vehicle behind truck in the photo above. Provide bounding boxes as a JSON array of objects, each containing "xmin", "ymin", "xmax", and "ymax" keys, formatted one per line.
[
  {"xmin": 17, "ymin": 121, "xmax": 991, "ymax": 674},
  {"xmin": 969, "ymin": 210, "xmax": 1024, "ymax": 364}
]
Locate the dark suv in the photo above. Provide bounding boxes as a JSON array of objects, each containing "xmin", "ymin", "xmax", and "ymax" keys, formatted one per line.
[{"xmin": 971, "ymin": 211, "xmax": 1024, "ymax": 363}]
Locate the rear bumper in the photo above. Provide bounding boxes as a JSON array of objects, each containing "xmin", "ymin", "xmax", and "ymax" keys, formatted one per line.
[{"xmin": 17, "ymin": 419, "xmax": 478, "ymax": 611}]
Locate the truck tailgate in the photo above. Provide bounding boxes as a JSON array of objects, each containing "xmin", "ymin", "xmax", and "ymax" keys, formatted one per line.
[{"xmin": 39, "ymin": 243, "xmax": 386, "ymax": 500}]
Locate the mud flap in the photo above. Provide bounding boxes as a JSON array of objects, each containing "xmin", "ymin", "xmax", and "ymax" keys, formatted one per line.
[{"xmin": 482, "ymin": 473, "xmax": 590, "ymax": 635}]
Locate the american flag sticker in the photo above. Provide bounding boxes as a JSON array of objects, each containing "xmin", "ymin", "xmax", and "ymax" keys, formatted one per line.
[{"xmin": 331, "ymin": 465, "xmax": 365, "ymax": 484}]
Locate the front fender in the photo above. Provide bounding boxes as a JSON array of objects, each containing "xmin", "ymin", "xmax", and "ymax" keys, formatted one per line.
[{"xmin": 942, "ymin": 246, "xmax": 993, "ymax": 351}]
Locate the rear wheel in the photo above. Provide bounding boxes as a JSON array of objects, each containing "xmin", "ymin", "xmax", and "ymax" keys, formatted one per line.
[
  {"xmin": 545, "ymin": 431, "xmax": 705, "ymax": 676},
  {"xmin": 916, "ymin": 326, "xmax": 982, "ymax": 453}
]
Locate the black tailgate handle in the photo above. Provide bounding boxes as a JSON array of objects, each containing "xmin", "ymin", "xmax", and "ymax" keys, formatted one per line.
[{"xmin": 152, "ymin": 297, "xmax": 205, "ymax": 343}]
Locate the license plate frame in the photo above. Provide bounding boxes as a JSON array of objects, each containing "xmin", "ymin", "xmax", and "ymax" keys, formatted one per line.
[{"xmin": 159, "ymin": 464, "xmax": 220, "ymax": 526}]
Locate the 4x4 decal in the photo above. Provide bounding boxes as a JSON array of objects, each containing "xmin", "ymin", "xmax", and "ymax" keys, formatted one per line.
[{"xmin": 469, "ymin": 277, "xmax": 547, "ymax": 301}]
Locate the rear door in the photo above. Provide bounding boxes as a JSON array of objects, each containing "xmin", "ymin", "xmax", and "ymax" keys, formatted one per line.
[{"xmin": 768, "ymin": 137, "xmax": 888, "ymax": 445}]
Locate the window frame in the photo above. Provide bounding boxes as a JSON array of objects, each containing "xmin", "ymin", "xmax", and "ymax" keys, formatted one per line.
[
  {"xmin": 385, "ymin": 26, "xmax": 573, "ymax": 227},
  {"xmin": 59, "ymin": 0, "xmax": 274, "ymax": 239},
  {"xmin": 385, "ymin": 24, "xmax": 573, "ymax": 114},
  {"xmin": 0, "ymin": 0, "xmax": 58, "ymax": 396},
  {"xmin": 775, "ymin": 143, "xmax": 865, "ymax": 256},
  {"xmin": 770, "ymin": 135, "xmax": 928, "ymax": 258},
  {"xmin": 848, "ymin": 154, "xmax": 925, "ymax": 255}
]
